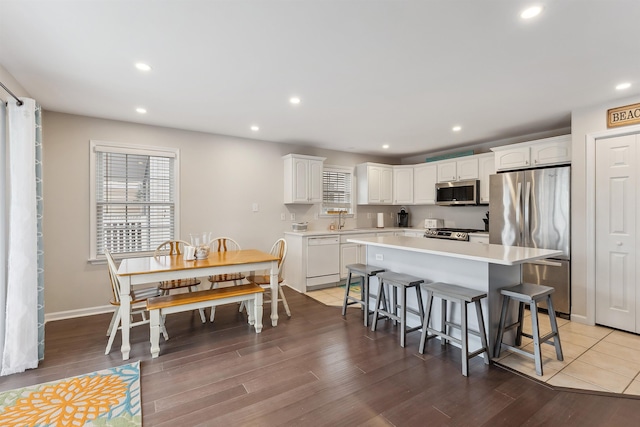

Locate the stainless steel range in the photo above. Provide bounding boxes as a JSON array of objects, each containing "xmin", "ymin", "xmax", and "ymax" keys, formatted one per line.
[{"xmin": 424, "ymin": 228, "xmax": 485, "ymax": 241}]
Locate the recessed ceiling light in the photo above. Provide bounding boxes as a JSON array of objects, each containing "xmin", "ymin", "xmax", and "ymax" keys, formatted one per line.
[
  {"xmin": 452, "ymin": 126, "xmax": 462, "ymax": 132},
  {"xmin": 616, "ymin": 82, "xmax": 632, "ymax": 90},
  {"xmin": 250, "ymin": 125, "xmax": 259, "ymax": 131},
  {"xmin": 289, "ymin": 97, "xmax": 301, "ymax": 105},
  {"xmin": 382, "ymin": 144, "xmax": 390, "ymax": 149},
  {"xmin": 136, "ymin": 107, "xmax": 147, "ymax": 114},
  {"xmin": 135, "ymin": 62, "xmax": 151, "ymax": 72},
  {"xmin": 520, "ymin": 6, "xmax": 542, "ymax": 19}
]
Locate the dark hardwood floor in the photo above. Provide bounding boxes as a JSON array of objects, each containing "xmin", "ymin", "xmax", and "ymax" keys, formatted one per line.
[{"xmin": 2, "ymin": 288, "xmax": 639, "ymax": 426}]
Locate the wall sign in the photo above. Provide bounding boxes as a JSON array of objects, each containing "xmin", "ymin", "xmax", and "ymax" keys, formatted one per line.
[{"xmin": 607, "ymin": 102, "xmax": 640, "ymax": 128}]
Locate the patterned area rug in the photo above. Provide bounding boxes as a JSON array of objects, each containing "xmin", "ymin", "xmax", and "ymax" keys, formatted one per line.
[
  {"xmin": 340, "ymin": 283, "xmax": 361, "ymax": 294},
  {"xmin": 0, "ymin": 362, "xmax": 141, "ymax": 427}
]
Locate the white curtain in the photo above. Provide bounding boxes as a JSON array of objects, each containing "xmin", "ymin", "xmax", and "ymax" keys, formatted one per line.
[{"xmin": 0, "ymin": 98, "xmax": 44, "ymax": 376}]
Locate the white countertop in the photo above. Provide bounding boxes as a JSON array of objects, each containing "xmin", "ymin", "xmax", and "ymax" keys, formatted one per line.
[
  {"xmin": 346, "ymin": 235, "xmax": 562, "ymax": 266},
  {"xmin": 284, "ymin": 227, "xmax": 413, "ymax": 237}
]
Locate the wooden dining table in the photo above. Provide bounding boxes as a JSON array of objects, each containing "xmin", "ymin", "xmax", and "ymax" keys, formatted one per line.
[{"xmin": 116, "ymin": 248, "xmax": 280, "ymax": 360}]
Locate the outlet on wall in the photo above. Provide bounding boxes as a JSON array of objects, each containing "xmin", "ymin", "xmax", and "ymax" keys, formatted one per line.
[
  {"xmin": 367, "ymin": 213, "xmax": 372, "ymax": 219},
  {"xmin": 290, "ymin": 213, "xmax": 296, "ymax": 221},
  {"xmin": 280, "ymin": 213, "xmax": 286, "ymax": 221},
  {"xmin": 375, "ymin": 254, "xmax": 383, "ymax": 261}
]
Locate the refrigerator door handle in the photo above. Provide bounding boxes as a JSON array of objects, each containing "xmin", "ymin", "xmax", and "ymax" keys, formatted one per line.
[
  {"xmin": 516, "ymin": 182, "xmax": 522, "ymax": 242},
  {"xmin": 524, "ymin": 181, "xmax": 531, "ymax": 247},
  {"xmin": 528, "ymin": 259, "xmax": 563, "ymax": 268}
]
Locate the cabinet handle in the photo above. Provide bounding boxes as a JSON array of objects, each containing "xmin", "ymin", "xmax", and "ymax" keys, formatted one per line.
[
  {"xmin": 617, "ymin": 241, "xmax": 623, "ymax": 246},
  {"xmin": 525, "ymin": 160, "xmax": 529, "ymax": 165},
  {"xmin": 534, "ymin": 159, "xmax": 538, "ymax": 164}
]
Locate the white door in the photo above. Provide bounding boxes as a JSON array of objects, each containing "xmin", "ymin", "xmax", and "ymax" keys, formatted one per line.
[{"xmin": 595, "ymin": 133, "xmax": 639, "ymax": 332}]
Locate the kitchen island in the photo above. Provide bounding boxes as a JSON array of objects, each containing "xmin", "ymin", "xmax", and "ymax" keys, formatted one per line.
[{"xmin": 346, "ymin": 235, "xmax": 562, "ymax": 356}]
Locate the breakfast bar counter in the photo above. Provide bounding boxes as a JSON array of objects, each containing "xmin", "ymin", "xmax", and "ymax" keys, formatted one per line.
[{"xmin": 346, "ymin": 235, "xmax": 562, "ymax": 356}]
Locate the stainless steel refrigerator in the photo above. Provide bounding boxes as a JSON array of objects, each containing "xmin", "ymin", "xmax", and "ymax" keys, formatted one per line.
[{"xmin": 489, "ymin": 166, "xmax": 570, "ymax": 314}]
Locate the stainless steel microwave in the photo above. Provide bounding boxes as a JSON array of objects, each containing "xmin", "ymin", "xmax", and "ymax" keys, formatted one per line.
[{"xmin": 435, "ymin": 180, "xmax": 479, "ymax": 205}]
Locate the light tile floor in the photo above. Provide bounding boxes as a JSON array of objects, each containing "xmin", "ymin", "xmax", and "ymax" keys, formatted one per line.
[{"xmin": 307, "ymin": 286, "xmax": 640, "ymax": 396}]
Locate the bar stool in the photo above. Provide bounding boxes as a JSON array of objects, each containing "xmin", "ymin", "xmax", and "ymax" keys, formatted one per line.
[
  {"xmin": 341, "ymin": 264, "xmax": 386, "ymax": 327},
  {"xmin": 418, "ymin": 282, "xmax": 490, "ymax": 377},
  {"xmin": 371, "ymin": 271, "xmax": 425, "ymax": 347},
  {"xmin": 494, "ymin": 283, "xmax": 563, "ymax": 376}
]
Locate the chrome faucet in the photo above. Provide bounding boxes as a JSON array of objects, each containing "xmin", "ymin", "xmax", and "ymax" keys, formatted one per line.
[{"xmin": 338, "ymin": 211, "xmax": 345, "ymax": 229}]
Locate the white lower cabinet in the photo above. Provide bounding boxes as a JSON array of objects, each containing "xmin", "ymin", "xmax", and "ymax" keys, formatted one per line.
[
  {"xmin": 284, "ymin": 234, "xmax": 340, "ymax": 292},
  {"xmin": 468, "ymin": 233, "xmax": 489, "ymax": 244},
  {"xmin": 340, "ymin": 233, "xmax": 371, "ymax": 278}
]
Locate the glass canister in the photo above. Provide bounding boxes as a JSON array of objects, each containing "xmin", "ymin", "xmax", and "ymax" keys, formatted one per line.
[{"xmin": 190, "ymin": 232, "xmax": 211, "ymax": 259}]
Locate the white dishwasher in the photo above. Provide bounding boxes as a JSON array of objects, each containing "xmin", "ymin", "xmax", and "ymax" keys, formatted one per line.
[{"xmin": 306, "ymin": 236, "xmax": 340, "ymax": 288}]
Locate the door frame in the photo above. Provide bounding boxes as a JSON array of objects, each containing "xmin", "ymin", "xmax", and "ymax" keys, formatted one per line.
[{"xmin": 585, "ymin": 124, "xmax": 640, "ymax": 325}]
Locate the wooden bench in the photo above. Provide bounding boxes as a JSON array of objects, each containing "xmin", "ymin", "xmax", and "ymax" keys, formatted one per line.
[{"xmin": 146, "ymin": 283, "xmax": 265, "ymax": 358}]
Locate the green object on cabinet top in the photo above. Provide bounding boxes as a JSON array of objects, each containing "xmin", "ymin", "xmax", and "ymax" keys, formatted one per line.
[{"xmin": 425, "ymin": 150, "xmax": 474, "ymax": 163}]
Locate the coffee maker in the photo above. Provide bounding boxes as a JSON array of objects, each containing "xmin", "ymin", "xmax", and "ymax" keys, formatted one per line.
[{"xmin": 397, "ymin": 207, "xmax": 409, "ymax": 227}]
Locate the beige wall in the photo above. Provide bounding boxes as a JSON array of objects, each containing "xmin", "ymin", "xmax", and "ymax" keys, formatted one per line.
[
  {"xmin": 41, "ymin": 111, "xmax": 397, "ymax": 316},
  {"xmin": 571, "ymin": 93, "xmax": 640, "ymax": 321}
]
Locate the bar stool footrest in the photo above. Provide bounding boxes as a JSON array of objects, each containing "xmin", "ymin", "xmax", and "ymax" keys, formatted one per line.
[{"xmin": 498, "ymin": 343, "xmax": 536, "ymax": 360}]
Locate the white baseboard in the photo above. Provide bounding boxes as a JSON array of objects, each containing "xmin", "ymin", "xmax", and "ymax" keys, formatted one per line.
[
  {"xmin": 570, "ymin": 313, "xmax": 592, "ymax": 325},
  {"xmin": 45, "ymin": 305, "xmax": 114, "ymax": 323}
]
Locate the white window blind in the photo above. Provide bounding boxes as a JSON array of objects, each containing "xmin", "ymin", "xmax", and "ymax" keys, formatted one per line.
[
  {"xmin": 322, "ymin": 168, "xmax": 354, "ymax": 215},
  {"xmin": 92, "ymin": 143, "xmax": 177, "ymax": 257}
]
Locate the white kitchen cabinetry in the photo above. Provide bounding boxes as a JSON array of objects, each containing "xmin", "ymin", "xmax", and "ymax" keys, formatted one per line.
[
  {"xmin": 339, "ymin": 233, "xmax": 370, "ymax": 278},
  {"xmin": 492, "ymin": 135, "xmax": 571, "ymax": 172},
  {"xmin": 393, "ymin": 165, "xmax": 414, "ymax": 204},
  {"xmin": 477, "ymin": 153, "xmax": 495, "ymax": 204},
  {"xmin": 356, "ymin": 163, "xmax": 393, "ymax": 205},
  {"xmin": 413, "ymin": 163, "xmax": 437, "ymax": 205},
  {"xmin": 284, "ymin": 233, "xmax": 340, "ymax": 292},
  {"xmin": 437, "ymin": 157, "xmax": 479, "ymax": 182},
  {"xmin": 468, "ymin": 233, "xmax": 489, "ymax": 244},
  {"xmin": 531, "ymin": 138, "xmax": 572, "ymax": 166},
  {"xmin": 283, "ymin": 154, "xmax": 325, "ymax": 204}
]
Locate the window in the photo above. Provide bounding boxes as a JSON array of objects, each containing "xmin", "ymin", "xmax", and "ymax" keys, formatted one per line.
[
  {"xmin": 89, "ymin": 141, "xmax": 179, "ymax": 260},
  {"xmin": 321, "ymin": 165, "xmax": 355, "ymax": 216}
]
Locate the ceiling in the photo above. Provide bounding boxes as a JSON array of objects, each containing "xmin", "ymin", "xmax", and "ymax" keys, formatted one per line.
[{"xmin": 1, "ymin": 1, "xmax": 638, "ymax": 157}]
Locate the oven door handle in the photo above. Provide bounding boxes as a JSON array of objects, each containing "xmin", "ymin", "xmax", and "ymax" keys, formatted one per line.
[{"xmin": 528, "ymin": 259, "xmax": 563, "ymax": 268}]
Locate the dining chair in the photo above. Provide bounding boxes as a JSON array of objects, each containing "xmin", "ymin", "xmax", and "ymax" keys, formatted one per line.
[
  {"xmin": 154, "ymin": 240, "xmax": 206, "ymax": 323},
  {"xmin": 207, "ymin": 237, "xmax": 245, "ymax": 322},
  {"xmin": 104, "ymin": 249, "xmax": 168, "ymax": 355},
  {"xmin": 244, "ymin": 238, "xmax": 291, "ymax": 317}
]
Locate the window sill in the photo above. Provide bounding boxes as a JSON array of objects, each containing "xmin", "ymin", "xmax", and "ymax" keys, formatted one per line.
[{"xmin": 88, "ymin": 251, "xmax": 155, "ymax": 265}]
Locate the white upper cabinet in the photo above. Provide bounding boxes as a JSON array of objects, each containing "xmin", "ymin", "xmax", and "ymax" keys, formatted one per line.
[
  {"xmin": 477, "ymin": 153, "xmax": 495, "ymax": 204},
  {"xmin": 413, "ymin": 163, "xmax": 437, "ymax": 205},
  {"xmin": 437, "ymin": 157, "xmax": 479, "ymax": 182},
  {"xmin": 283, "ymin": 154, "xmax": 325, "ymax": 204},
  {"xmin": 492, "ymin": 135, "xmax": 571, "ymax": 171},
  {"xmin": 530, "ymin": 137, "xmax": 572, "ymax": 166},
  {"xmin": 356, "ymin": 163, "xmax": 393, "ymax": 204},
  {"xmin": 393, "ymin": 165, "xmax": 414, "ymax": 205}
]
